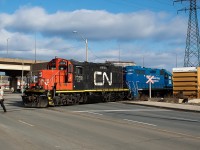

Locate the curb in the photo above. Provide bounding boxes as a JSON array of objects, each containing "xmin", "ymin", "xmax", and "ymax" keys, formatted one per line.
[{"xmin": 121, "ymin": 101, "xmax": 200, "ymax": 113}]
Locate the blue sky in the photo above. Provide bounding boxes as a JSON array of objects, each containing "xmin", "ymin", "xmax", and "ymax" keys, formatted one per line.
[
  {"xmin": 0, "ymin": 0, "xmax": 175, "ymax": 13},
  {"xmin": 0, "ymin": 0, "xmax": 196, "ymax": 71}
]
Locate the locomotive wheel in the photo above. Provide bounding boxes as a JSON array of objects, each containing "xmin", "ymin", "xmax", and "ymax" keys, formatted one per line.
[
  {"xmin": 61, "ymin": 96, "xmax": 67, "ymax": 105},
  {"xmin": 82, "ymin": 94, "xmax": 88, "ymax": 104},
  {"xmin": 73, "ymin": 94, "xmax": 79, "ymax": 105},
  {"xmin": 126, "ymin": 92, "xmax": 133, "ymax": 100},
  {"xmin": 103, "ymin": 93, "xmax": 111, "ymax": 102},
  {"xmin": 75, "ymin": 94, "xmax": 81, "ymax": 104},
  {"xmin": 110, "ymin": 93, "xmax": 116, "ymax": 102},
  {"xmin": 118, "ymin": 92, "xmax": 125, "ymax": 101},
  {"xmin": 69, "ymin": 94, "xmax": 74, "ymax": 105},
  {"xmin": 66, "ymin": 94, "xmax": 75, "ymax": 105},
  {"xmin": 79, "ymin": 94, "xmax": 88, "ymax": 104},
  {"xmin": 53, "ymin": 96, "xmax": 61, "ymax": 106}
]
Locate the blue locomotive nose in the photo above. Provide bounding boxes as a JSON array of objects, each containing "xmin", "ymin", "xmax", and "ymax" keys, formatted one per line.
[{"xmin": 124, "ymin": 66, "xmax": 173, "ymax": 99}]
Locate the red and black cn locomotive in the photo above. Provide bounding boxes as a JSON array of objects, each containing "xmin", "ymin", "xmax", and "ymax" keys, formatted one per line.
[{"xmin": 22, "ymin": 57, "xmax": 130, "ymax": 107}]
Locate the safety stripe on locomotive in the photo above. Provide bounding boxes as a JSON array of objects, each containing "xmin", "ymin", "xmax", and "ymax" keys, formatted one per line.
[
  {"xmin": 55, "ymin": 88, "xmax": 129, "ymax": 93},
  {"xmin": 25, "ymin": 89, "xmax": 46, "ymax": 92}
]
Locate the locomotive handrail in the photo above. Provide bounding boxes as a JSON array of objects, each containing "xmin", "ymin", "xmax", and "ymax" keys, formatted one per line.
[
  {"xmin": 126, "ymin": 81, "xmax": 138, "ymax": 97},
  {"xmin": 48, "ymin": 70, "xmax": 60, "ymax": 85}
]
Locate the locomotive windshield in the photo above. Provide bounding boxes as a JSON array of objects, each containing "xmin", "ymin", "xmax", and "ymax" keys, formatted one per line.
[
  {"xmin": 59, "ymin": 65, "xmax": 66, "ymax": 70},
  {"xmin": 50, "ymin": 65, "xmax": 56, "ymax": 70},
  {"xmin": 47, "ymin": 60, "xmax": 56, "ymax": 70},
  {"xmin": 135, "ymin": 70, "xmax": 145, "ymax": 74},
  {"xmin": 59, "ymin": 59, "xmax": 67, "ymax": 70}
]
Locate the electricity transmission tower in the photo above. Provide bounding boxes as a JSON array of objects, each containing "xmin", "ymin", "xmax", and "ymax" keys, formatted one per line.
[{"xmin": 174, "ymin": 0, "xmax": 200, "ymax": 67}]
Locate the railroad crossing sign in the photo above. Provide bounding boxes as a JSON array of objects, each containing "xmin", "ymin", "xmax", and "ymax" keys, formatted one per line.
[
  {"xmin": 146, "ymin": 76, "xmax": 154, "ymax": 84},
  {"xmin": 146, "ymin": 75, "xmax": 154, "ymax": 99}
]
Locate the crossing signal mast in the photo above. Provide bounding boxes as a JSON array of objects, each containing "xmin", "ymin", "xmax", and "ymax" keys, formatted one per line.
[{"xmin": 174, "ymin": 0, "xmax": 200, "ymax": 67}]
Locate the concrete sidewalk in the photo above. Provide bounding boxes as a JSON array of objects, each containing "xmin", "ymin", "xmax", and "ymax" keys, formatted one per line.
[{"xmin": 123, "ymin": 101, "xmax": 200, "ymax": 112}]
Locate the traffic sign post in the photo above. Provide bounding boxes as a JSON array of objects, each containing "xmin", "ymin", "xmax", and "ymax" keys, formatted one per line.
[{"xmin": 146, "ymin": 76, "xmax": 154, "ymax": 98}]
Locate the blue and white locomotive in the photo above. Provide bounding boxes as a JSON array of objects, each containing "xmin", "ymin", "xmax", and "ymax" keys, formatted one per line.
[{"xmin": 124, "ymin": 66, "xmax": 173, "ymax": 99}]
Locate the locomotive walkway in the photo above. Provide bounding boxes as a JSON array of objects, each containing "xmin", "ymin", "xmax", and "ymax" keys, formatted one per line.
[{"xmin": 123, "ymin": 101, "xmax": 200, "ymax": 113}]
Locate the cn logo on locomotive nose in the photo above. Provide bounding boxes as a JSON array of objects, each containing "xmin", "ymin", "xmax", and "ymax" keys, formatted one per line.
[{"xmin": 94, "ymin": 71, "xmax": 112, "ymax": 86}]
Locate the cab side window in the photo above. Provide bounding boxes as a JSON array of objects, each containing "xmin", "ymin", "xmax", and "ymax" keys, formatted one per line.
[
  {"xmin": 68, "ymin": 64, "xmax": 73, "ymax": 73},
  {"xmin": 76, "ymin": 66, "xmax": 83, "ymax": 75}
]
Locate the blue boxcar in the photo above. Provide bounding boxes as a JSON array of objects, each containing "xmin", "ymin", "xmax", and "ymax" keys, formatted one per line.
[{"xmin": 124, "ymin": 66, "xmax": 173, "ymax": 99}]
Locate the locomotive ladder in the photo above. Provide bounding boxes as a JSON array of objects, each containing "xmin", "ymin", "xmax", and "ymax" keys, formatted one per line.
[{"xmin": 126, "ymin": 81, "xmax": 139, "ymax": 98}]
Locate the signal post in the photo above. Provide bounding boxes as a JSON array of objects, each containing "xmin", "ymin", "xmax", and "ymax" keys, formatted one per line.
[{"xmin": 146, "ymin": 76, "xmax": 154, "ymax": 98}]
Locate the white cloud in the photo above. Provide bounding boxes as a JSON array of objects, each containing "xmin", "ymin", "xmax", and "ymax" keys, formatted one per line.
[
  {"xmin": 0, "ymin": 6, "xmax": 187, "ymax": 70},
  {"xmin": 0, "ymin": 6, "xmax": 187, "ymax": 40}
]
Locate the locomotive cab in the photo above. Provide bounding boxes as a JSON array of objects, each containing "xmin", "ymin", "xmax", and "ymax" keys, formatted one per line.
[
  {"xmin": 22, "ymin": 57, "xmax": 74, "ymax": 107},
  {"xmin": 37, "ymin": 57, "xmax": 73, "ymax": 91}
]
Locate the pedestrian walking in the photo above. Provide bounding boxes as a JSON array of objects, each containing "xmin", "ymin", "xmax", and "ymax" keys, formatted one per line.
[{"xmin": 0, "ymin": 86, "xmax": 6, "ymax": 112}]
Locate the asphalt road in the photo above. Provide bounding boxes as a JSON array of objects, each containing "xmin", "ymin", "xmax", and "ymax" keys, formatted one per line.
[{"xmin": 0, "ymin": 94, "xmax": 199, "ymax": 150}]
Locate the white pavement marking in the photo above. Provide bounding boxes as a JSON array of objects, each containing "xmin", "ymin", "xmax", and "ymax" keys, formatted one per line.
[
  {"xmin": 73, "ymin": 109, "xmax": 199, "ymax": 123},
  {"xmin": 123, "ymin": 119, "xmax": 157, "ymax": 127},
  {"xmin": 87, "ymin": 112, "xmax": 103, "ymax": 116},
  {"xmin": 55, "ymin": 146, "xmax": 61, "ymax": 148},
  {"xmin": 169, "ymin": 117, "xmax": 199, "ymax": 122},
  {"xmin": 18, "ymin": 120, "xmax": 34, "ymax": 127},
  {"xmin": 73, "ymin": 109, "xmax": 170, "ymax": 113}
]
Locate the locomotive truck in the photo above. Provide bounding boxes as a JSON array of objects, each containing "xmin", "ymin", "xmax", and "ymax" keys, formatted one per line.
[{"xmin": 22, "ymin": 57, "xmax": 131, "ymax": 107}]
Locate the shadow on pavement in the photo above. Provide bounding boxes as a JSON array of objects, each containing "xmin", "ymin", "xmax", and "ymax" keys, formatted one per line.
[{"xmin": 4, "ymin": 93, "xmax": 25, "ymax": 108}]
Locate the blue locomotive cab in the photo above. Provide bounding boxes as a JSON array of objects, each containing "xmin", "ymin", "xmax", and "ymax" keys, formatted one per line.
[{"xmin": 124, "ymin": 66, "xmax": 173, "ymax": 99}]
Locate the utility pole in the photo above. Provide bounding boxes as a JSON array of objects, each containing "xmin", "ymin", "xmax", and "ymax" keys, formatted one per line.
[
  {"xmin": 174, "ymin": 0, "xmax": 200, "ymax": 67},
  {"xmin": 6, "ymin": 38, "xmax": 10, "ymax": 58},
  {"xmin": 35, "ymin": 32, "xmax": 37, "ymax": 63},
  {"xmin": 73, "ymin": 31, "xmax": 88, "ymax": 62}
]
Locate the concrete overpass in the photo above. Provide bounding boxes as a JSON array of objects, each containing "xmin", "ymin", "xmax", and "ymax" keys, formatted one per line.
[
  {"xmin": 0, "ymin": 58, "xmax": 47, "ymax": 76},
  {"xmin": 0, "ymin": 58, "xmax": 48, "ymax": 91}
]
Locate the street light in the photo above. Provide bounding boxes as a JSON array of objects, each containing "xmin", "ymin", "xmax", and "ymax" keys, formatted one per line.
[
  {"xmin": 35, "ymin": 32, "xmax": 37, "ymax": 63},
  {"xmin": 142, "ymin": 56, "xmax": 145, "ymax": 67},
  {"xmin": 73, "ymin": 31, "xmax": 88, "ymax": 62},
  {"xmin": 21, "ymin": 60, "xmax": 24, "ymax": 95},
  {"xmin": 6, "ymin": 38, "xmax": 10, "ymax": 58}
]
